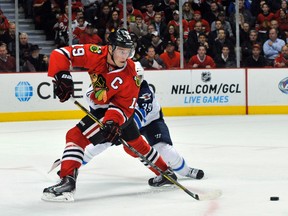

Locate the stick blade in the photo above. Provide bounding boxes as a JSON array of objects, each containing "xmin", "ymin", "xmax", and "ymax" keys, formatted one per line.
[
  {"xmin": 197, "ymin": 189, "xmax": 222, "ymax": 201},
  {"xmin": 47, "ymin": 158, "xmax": 61, "ymax": 173}
]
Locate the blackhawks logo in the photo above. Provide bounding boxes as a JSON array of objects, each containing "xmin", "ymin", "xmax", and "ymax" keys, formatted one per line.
[
  {"xmin": 89, "ymin": 74, "xmax": 108, "ymax": 102},
  {"xmin": 134, "ymin": 75, "xmax": 141, "ymax": 87},
  {"xmin": 89, "ymin": 45, "xmax": 102, "ymax": 54}
]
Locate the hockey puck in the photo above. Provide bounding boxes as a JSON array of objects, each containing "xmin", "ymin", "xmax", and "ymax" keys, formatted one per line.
[{"xmin": 270, "ymin": 197, "xmax": 279, "ymax": 201}]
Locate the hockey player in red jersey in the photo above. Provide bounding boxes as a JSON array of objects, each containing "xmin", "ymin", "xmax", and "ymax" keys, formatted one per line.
[{"xmin": 42, "ymin": 28, "xmax": 177, "ymax": 202}]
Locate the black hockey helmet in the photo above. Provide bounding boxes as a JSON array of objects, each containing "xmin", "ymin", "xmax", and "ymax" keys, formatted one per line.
[{"xmin": 108, "ymin": 28, "xmax": 134, "ymax": 49}]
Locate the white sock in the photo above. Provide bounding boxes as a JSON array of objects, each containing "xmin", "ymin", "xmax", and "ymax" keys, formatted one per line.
[
  {"xmin": 153, "ymin": 143, "xmax": 190, "ymax": 177},
  {"xmin": 83, "ymin": 142, "xmax": 112, "ymax": 164}
]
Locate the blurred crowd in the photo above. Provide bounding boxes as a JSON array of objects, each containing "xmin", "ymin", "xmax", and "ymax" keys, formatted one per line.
[{"xmin": 2, "ymin": 0, "xmax": 288, "ymax": 72}]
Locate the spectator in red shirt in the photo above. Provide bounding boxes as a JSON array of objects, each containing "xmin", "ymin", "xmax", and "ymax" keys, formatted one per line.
[
  {"xmin": 0, "ymin": 10, "xmax": 9, "ymax": 36},
  {"xmin": 188, "ymin": 10, "xmax": 210, "ymax": 35},
  {"xmin": 160, "ymin": 41, "xmax": 180, "ymax": 69},
  {"xmin": 276, "ymin": 9, "xmax": 288, "ymax": 38},
  {"xmin": 274, "ymin": 44, "xmax": 288, "ymax": 67},
  {"xmin": 256, "ymin": 3, "xmax": 275, "ymax": 42},
  {"xmin": 0, "ymin": 42, "xmax": 16, "ymax": 72},
  {"xmin": 274, "ymin": 0, "xmax": 288, "ymax": 19},
  {"xmin": 73, "ymin": 17, "xmax": 87, "ymax": 44},
  {"xmin": 187, "ymin": 45, "xmax": 216, "ymax": 69},
  {"xmin": 142, "ymin": 2, "xmax": 156, "ymax": 25},
  {"xmin": 79, "ymin": 24, "xmax": 103, "ymax": 44},
  {"xmin": 168, "ymin": 10, "xmax": 189, "ymax": 39},
  {"xmin": 120, "ymin": 0, "xmax": 142, "ymax": 24}
]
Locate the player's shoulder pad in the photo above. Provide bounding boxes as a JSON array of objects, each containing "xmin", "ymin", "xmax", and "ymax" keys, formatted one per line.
[{"xmin": 141, "ymin": 80, "xmax": 149, "ymax": 88}]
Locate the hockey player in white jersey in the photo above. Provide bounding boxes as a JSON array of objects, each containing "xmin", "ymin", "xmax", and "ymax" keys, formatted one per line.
[{"xmin": 83, "ymin": 62, "xmax": 204, "ymax": 181}]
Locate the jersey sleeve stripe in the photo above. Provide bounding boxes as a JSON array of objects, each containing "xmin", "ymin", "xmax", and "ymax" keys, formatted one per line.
[{"xmin": 57, "ymin": 48, "xmax": 71, "ymax": 61}]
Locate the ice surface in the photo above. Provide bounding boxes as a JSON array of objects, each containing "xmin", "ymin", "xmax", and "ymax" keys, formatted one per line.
[{"xmin": 0, "ymin": 115, "xmax": 287, "ymax": 216}]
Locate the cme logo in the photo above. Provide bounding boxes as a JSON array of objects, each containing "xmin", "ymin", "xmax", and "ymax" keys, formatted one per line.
[
  {"xmin": 15, "ymin": 81, "xmax": 33, "ymax": 102},
  {"xmin": 278, "ymin": 77, "xmax": 288, "ymax": 94},
  {"xmin": 14, "ymin": 80, "xmax": 83, "ymax": 101}
]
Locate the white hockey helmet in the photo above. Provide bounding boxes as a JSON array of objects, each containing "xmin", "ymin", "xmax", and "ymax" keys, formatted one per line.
[{"xmin": 135, "ymin": 61, "xmax": 144, "ymax": 83}]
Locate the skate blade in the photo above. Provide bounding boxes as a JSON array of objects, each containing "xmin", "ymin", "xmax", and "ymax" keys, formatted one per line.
[
  {"xmin": 149, "ymin": 183, "xmax": 176, "ymax": 188},
  {"xmin": 41, "ymin": 192, "xmax": 74, "ymax": 202}
]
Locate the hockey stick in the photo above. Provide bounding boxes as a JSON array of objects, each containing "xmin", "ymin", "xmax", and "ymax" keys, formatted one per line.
[{"xmin": 71, "ymin": 99, "xmax": 203, "ymax": 200}]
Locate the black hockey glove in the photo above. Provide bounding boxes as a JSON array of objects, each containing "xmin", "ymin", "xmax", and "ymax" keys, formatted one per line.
[
  {"xmin": 101, "ymin": 120, "xmax": 121, "ymax": 143},
  {"xmin": 53, "ymin": 71, "xmax": 74, "ymax": 102}
]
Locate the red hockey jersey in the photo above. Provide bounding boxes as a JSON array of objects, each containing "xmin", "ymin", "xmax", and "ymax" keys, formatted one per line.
[{"xmin": 48, "ymin": 44, "xmax": 140, "ymax": 125}]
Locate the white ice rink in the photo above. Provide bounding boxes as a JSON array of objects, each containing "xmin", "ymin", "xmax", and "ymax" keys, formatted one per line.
[{"xmin": 0, "ymin": 115, "xmax": 287, "ymax": 216}]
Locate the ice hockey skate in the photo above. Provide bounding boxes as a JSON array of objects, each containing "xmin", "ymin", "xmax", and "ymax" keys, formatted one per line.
[
  {"xmin": 186, "ymin": 168, "xmax": 204, "ymax": 179},
  {"xmin": 42, "ymin": 170, "xmax": 77, "ymax": 202},
  {"xmin": 148, "ymin": 170, "xmax": 177, "ymax": 187}
]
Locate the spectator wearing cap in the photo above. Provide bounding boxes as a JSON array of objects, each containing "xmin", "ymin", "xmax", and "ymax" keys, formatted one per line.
[
  {"xmin": 263, "ymin": 28, "xmax": 285, "ymax": 66},
  {"xmin": 79, "ymin": 24, "xmax": 103, "ymax": 44},
  {"xmin": 168, "ymin": 10, "xmax": 189, "ymax": 39},
  {"xmin": 211, "ymin": 11, "xmax": 234, "ymax": 39},
  {"xmin": 188, "ymin": 10, "xmax": 210, "ymax": 35},
  {"xmin": 140, "ymin": 46, "xmax": 165, "ymax": 69},
  {"xmin": 160, "ymin": 41, "xmax": 180, "ymax": 69},
  {"xmin": 151, "ymin": 12, "xmax": 167, "ymax": 39},
  {"xmin": 187, "ymin": 45, "xmax": 216, "ymax": 69},
  {"xmin": 129, "ymin": 14, "xmax": 148, "ymax": 39},
  {"xmin": 244, "ymin": 44, "xmax": 267, "ymax": 67},
  {"xmin": 164, "ymin": 0, "xmax": 178, "ymax": 24},
  {"xmin": 120, "ymin": 0, "xmax": 142, "ymax": 24},
  {"xmin": 22, "ymin": 45, "xmax": 48, "ymax": 72},
  {"xmin": 151, "ymin": 31, "xmax": 165, "ymax": 56},
  {"xmin": 274, "ymin": 44, "xmax": 288, "ymax": 67},
  {"xmin": 0, "ymin": 42, "xmax": 16, "ymax": 72}
]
